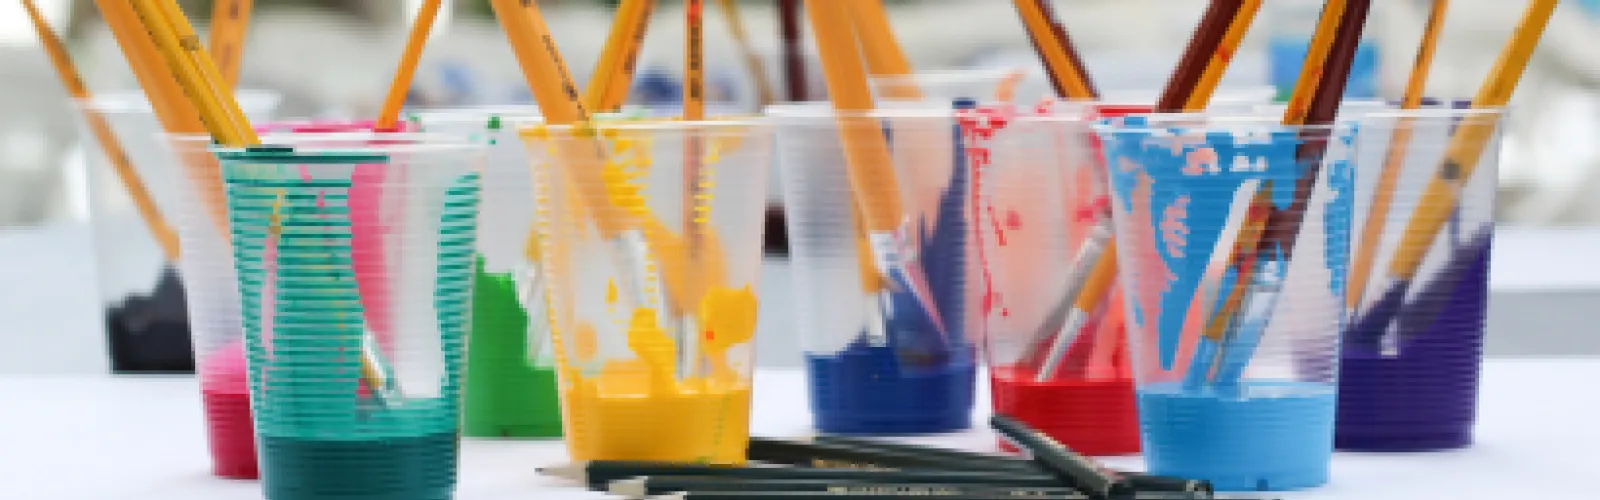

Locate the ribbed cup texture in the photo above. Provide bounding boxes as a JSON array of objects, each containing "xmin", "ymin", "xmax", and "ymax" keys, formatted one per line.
[
  {"xmin": 1100, "ymin": 116, "xmax": 1355, "ymax": 491},
  {"xmin": 965, "ymin": 104, "xmax": 1139, "ymax": 454},
  {"xmin": 418, "ymin": 119, "xmax": 563, "ymax": 439},
  {"xmin": 525, "ymin": 122, "xmax": 770, "ymax": 463},
  {"xmin": 222, "ymin": 144, "xmax": 479, "ymax": 500},
  {"xmin": 773, "ymin": 108, "xmax": 976, "ymax": 435},
  {"xmin": 1336, "ymin": 108, "xmax": 1503, "ymax": 451}
]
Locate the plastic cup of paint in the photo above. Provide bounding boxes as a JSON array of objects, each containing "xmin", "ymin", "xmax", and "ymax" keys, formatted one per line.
[
  {"xmin": 408, "ymin": 107, "xmax": 652, "ymax": 438},
  {"xmin": 767, "ymin": 103, "xmax": 979, "ymax": 435},
  {"xmin": 77, "ymin": 90, "xmax": 280, "ymax": 377},
  {"xmin": 216, "ymin": 132, "xmax": 484, "ymax": 500},
  {"xmin": 1097, "ymin": 113, "xmax": 1356, "ymax": 491},
  {"xmin": 1335, "ymin": 104, "xmax": 1506, "ymax": 451},
  {"xmin": 171, "ymin": 120, "xmax": 399, "ymax": 479},
  {"xmin": 408, "ymin": 107, "xmax": 557, "ymax": 439},
  {"xmin": 78, "ymin": 91, "xmax": 279, "ymax": 479},
  {"xmin": 521, "ymin": 119, "xmax": 772, "ymax": 463},
  {"xmin": 968, "ymin": 102, "xmax": 1141, "ymax": 456}
]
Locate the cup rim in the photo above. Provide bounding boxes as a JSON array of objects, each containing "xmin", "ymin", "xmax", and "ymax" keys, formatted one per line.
[
  {"xmin": 1091, "ymin": 112, "xmax": 1357, "ymax": 133},
  {"xmin": 199, "ymin": 132, "xmax": 485, "ymax": 157},
  {"xmin": 1357, "ymin": 106, "xmax": 1507, "ymax": 121}
]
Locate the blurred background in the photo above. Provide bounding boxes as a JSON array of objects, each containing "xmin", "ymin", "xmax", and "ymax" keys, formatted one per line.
[{"xmin": 3, "ymin": 0, "xmax": 1600, "ymax": 372}]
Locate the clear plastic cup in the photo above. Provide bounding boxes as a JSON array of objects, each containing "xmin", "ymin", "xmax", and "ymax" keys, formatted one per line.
[
  {"xmin": 1098, "ymin": 114, "xmax": 1356, "ymax": 491},
  {"xmin": 217, "ymin": 133, "xmax": 485, "ymax": 500},
  {"xmin": 409, "ymin": 107, "xmax": 653, "ymax": 438},
  {"xmin": 769, "ymin": 104, "xmax": 977, "ymax": 434},
  {"xmin": 169, "ymin": 120, "xmax": 381, "ymax": 480},
  {"xmin": 409, "ymin": 107, "xmax": 558, "ymax": 438},
  {"xmin": 77, "ymin": 91, "xmax": 279, "ymax": 479},
  {"xmin": 1337, "ymin": 104, "xmax": 1506, "ymax": 451},
  {"xmin": 522, "ymin": 119, "xmax": 772, "ymax": 463},
  {"xmin": 966, "ymin": 103, "xmax": 1140, "ymax": 456},
  {"xmin": 78, "ymin": 90, "xmax": 280, "ymax": 377}
]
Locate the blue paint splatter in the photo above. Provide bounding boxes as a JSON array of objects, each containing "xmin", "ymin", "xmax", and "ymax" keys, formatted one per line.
[
  {"xmin": 1322, "ymin": 133, "xmax": 1357, "ymax": 306},
  {"xmin": 1099, "ymin": 118, "xmax": 1350, "ymax": 370}
]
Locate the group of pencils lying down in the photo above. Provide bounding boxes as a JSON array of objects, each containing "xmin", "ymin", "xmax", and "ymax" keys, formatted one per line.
[{"xmin": 538, "ymin": 416, "xmax": 1218, "ymax": 500}]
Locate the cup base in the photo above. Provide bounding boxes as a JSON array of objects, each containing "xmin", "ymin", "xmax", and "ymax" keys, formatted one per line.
[
  {"xmin": 989, "ymin": 368, "xmax": 1139, "ymax": 456},
  {"xmin": 1138, "ymin": 381, "xmax": 1335, "ymax": 491},
  {"xmin": 202, "ymin": 389, "xmax": 259, "ymax": 479},
  {"xmin": 464, "ymin": 267, "xmax": 562, "ymax": 439},
  {"xmin": 1336, "ymin": 427, "xmax": 1472, "ymax": 451},
  {"xmin": 463, "ymin": 422, "xmax": 564, "ymax": 439},
  {"xmin": 259, "ymin": 433, "xmax": 458, "ymax": 500},
  {"xmin": 463, "ymin": 366, "xmax": 563, "ymax": 439},
  {"xmin": 806, "ymin": 350, "xmax": 975, "ymax": 435},
  {"xmin": 562, "ymin": 364, "xmax": 753, "ymax": 464}
]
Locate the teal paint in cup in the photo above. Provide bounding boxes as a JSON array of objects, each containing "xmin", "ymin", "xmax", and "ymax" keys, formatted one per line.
[{"xmin": 218, "ymin": 133, "xmax": 485, "ymax": 500}]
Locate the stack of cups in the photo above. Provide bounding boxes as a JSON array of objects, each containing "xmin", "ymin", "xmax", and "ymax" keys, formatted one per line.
[
  {"xmin": 1337, "ymin": 103, "xmax": 1506, "ymax": 451},
  {"xmin": 78, "ymin": 91, "xmax": 279, "ymax": 478},
  {"xmin": 523, "ymin": 119, "xmax": 772, "ymax": 463},
  {"xmin": 772, "ymin": 102, "xmax": 976, "ymax": 435},
  {"xmin": 408, "ymin": 106, "xmax": 563, "ymax": 438},
  {"xmin": 217, "ymin": 132, "xmax": 484, "ymax": 500},
  {"xmin": 967, "ymin": 102, "xmax": 1140, "ymax": 456},
  {"xmin": 1098, "ymin": 113, "xmax": 1356, "ymax": 491},
  {"xmin": 79, "ymin": 90, "xmax": 280, "ymax": 376}
]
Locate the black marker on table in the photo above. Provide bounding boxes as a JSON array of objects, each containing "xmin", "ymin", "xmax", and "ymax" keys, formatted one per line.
[
  {"xmin": 991, "ymin": 415, "xmax": 1212, "ymax": 500},
  {"xmin": 644, "ymin": 492, "xmax": 1088, "ymax": 500},
  {"xmin": 539, "ymin": 460, "xmax": 1067, "ymax": 490},
  {"xmin": 608, "ymin": 476, "xmax": 1079, "ymax": 499},
  {"xmin": 788, "ymin": 435, "xmax": 1044, "ymax": 468},
  {"xmin": 748, "ymin": 436, "xmax": 1043, "ymax": 473},
  {"xmin": 765, "ymin": 435, "xmax": 1205, "ymax": 497}
]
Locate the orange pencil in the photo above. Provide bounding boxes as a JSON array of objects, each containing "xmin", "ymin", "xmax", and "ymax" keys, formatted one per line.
[
  {"xmin": 208, "ymin": 0, "xmax": 253, "ymax": 88},
  {"xmin": 27, "ymin": 0, "xmax": 179, "ymax": 261}
]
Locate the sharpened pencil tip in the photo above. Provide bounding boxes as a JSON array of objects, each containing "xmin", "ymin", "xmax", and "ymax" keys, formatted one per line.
[{"xmin": 537, "ymin": 461, "xmax": 588, "ymax": 482}]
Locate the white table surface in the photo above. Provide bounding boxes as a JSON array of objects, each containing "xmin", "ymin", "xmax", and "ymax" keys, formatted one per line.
[{"xmin": 1, "ymin": 358, "xmax": 1595, "ymax": 500}]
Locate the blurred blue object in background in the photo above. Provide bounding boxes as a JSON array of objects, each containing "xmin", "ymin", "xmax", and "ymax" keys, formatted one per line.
[
  {"xmin": 438, "ymin": 61, "xmax": 480, "ymax": 105},
  {"xmin": 633, "ymin": 67, "xmax": 683, "ymax": 107},
  {"xmin": 1580, "ymin": 0, "xmax": 1600, "ymax": 16},
  {"xmin": 1268, "ymin": 38, "xmax": 1380, "ymax": 102}
]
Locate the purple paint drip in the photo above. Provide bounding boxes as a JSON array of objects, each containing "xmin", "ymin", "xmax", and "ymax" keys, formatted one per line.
[{"xmin": 1335, "ymin": 232, "xmax": 1492, "ymax": 451}]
